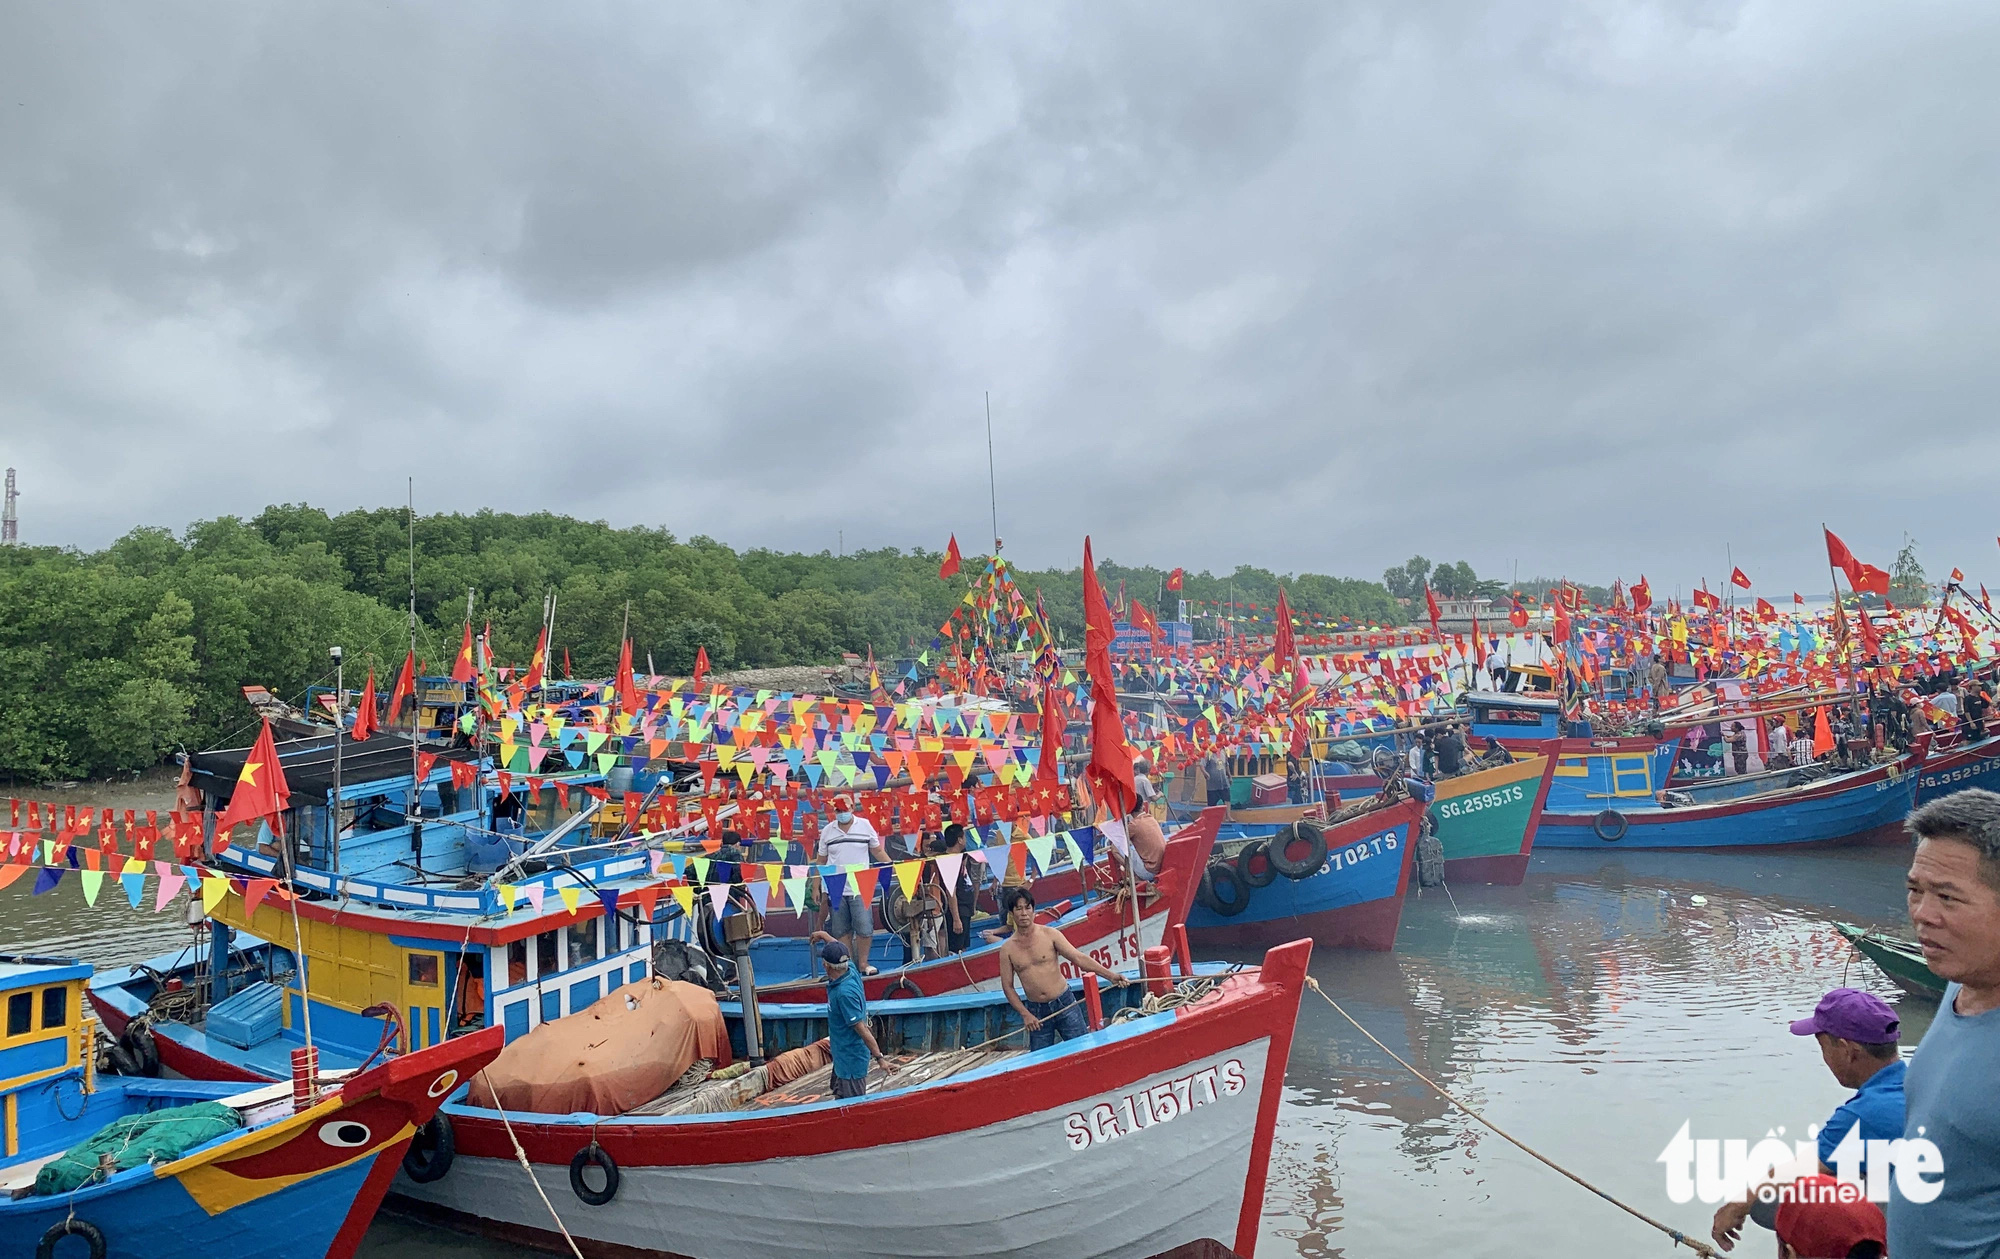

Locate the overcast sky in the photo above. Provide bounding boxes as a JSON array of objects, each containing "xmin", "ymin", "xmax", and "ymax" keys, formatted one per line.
[{"xmin": 2, "ymin": 2, "xmax": 1996, "ymax": 594}]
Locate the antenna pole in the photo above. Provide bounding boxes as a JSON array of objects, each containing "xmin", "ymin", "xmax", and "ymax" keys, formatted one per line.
[{"xmin": 985, "ymin": 392, "xmax": 999, "ymax": 553}]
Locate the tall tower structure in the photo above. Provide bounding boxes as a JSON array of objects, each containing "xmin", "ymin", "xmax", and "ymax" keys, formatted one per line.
[{"xmin": 1, "ymin": 469, "xmax": 15, "ymax": 545}]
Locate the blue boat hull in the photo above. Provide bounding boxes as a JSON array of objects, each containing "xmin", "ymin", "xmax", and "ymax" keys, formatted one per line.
[
  {"xmin": 1537, "ymin": 755, "xmax": 1919, "ymax": 850},
  {"xmin": 1916, "ymin": 736, "xmax": 2000, "ymax": 803},
  {"xmin": 1186, "ymin": 799, "xmax": 1423, "ymax": 951}
]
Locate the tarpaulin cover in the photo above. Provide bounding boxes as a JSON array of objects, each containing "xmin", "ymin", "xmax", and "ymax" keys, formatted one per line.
[
  {"xmin": 35, "ymin": 1101, "xmax": 243, "ymax": 1195},
  {"xmin": 468, "ymin": 978, "xmax": 730, "ymax": 1116}
]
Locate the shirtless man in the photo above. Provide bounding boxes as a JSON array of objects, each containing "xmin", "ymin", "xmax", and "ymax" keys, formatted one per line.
[{"xmin": 995, "ymin": 886, "xmax": 1129, "ymax": 1049}]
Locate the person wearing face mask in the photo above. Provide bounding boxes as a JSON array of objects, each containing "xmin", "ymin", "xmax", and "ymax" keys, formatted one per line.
[{"xmin": 816, "ymin": 793, "xmax": 889, "ymax": 976}]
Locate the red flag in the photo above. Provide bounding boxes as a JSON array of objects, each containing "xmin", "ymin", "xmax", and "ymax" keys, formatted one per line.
[
  {"xmin": 692, "ymin": 644, "xmax": 710, "ymax": 692},
  {"xmin": 1730, "ymin": 567, "xmax": 1752, "ymax": 589},
  {"xmin": 1130, "ymin": 599, "xmax": 1163, "ymax": 643},
  {"xmin": 1951, "ymin": 567, "xmax": 1965, "ymax": 583},
  {"xmin": 1508, "ymin": 592, "xmax": 1528, "ymax": 628},
  {"xmin": 1812, "ymin": 706, "xmax": 1835, "ymax": 756},
  {"xmin": 1857, "ymin": 605, "xmax": 1884, "ymax": 659},
  {"xmin": 562, "ymin": 646, "xmax": 573, "ymax": 680},
  {"xmin": 1755, "ymin": 597, "xmax": 1777, "ymax": 619},
  {"xmin": 616, "ymin": 637, "xmax": 639, "ymax": 713},
  {"xmin": 939, "ymin": 535, "xmax": 963, "ymax": 580},
  {"xmin": 1273, "ymin": 587, "xmax": 1297, "ymax": 669},
  {"xmin": 1630, "ymin": 577, "xmax": 1651, "ymax": 614},
  {"xmin": 1424, "ymin": 583, "xmax": 1442, "ymax": 637},
  {"xmin": 1034, "ymin": 683, "xmax": 1063, "ymax": 788},
  {"xmin": 1692, "ymin": 587, "xmax": 1721, "ymax": 611},
  {"xmin": 215, "ymin": 719, "xmax": 291, "ymax": 839},
  {"xmin": 450, "ymin": 622, "xmax": 475, "ymax": 683},
  {"xmin": 1825, "ymin": 528, "xmax": 1891, "ymax": 596},
  {"xmin": 1165, "ymin": 567, "xmax": 1184, "ymax": 592},
  {"xmin": 1080, "ymin": 537, "xmax": 1135, "ymax": 815},
  {"xmin": 386, "ymin": 651, "xmax": 416, "ymax": 722},
  {"xmin": 350, "ymin": 669, "xmax": 379, "ymax": 742},
  {"xmin": 523, "ymin": 625, "xmax": 549, "ymax": 690},
  {"xmin": 1794, "ymin": 593, "xmax": 1804, "ymax": 605}
]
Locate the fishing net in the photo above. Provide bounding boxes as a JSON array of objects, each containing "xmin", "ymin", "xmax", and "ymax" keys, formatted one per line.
[{"xmin": 35, "ymin": 1101, "xmax": 243, "ymax": 1195}]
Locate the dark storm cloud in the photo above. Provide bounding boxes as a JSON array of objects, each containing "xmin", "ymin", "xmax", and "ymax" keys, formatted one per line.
[{"xmin": 2, "ymin": 1, "xmax": 1996, "ymax": 593}]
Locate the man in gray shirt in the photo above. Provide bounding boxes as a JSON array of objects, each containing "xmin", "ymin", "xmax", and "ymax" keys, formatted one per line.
[
  {"xmin": 1202, "ymin": 751, "xmax": 1230, "ymax": 807},
  {"xmin": 1894, "ymin": 789, "xmax": 2000, "ymax": 1258}
]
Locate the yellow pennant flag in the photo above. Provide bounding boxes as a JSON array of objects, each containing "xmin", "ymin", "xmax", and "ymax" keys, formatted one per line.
[
  {"xmin": 201, "ymin": 875, "xmax": 230, "ymax": 913},
  {"xmin": 558, "ymin": 886, "xmax": 583, "ymax": 915},
  {"xmin": 671, "ymin": 885, "xmax": 696, "ymax": 917},
  {"xmin": 498, "ymin": 884, "xmax": 521, "ymax": 912},
  {"xmin": 894, "ymin": 860, "xmax": 922, "ymax": 899}
]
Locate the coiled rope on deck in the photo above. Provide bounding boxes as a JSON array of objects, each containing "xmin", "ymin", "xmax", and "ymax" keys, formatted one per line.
[{"xmin": 1303, "ymin": 976, "xmax": 1720, "ymax": 1258}]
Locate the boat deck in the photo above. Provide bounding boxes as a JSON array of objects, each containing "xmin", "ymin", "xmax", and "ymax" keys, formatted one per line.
[{"xmin": 625, "ymin": 1047, "xmax": 1026, "ymax": 1117}]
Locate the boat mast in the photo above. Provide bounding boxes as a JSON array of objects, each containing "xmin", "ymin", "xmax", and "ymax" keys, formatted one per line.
[
  {"xmin": 330, "ymin": 645, "xmax": 343, "ymax": 870},
  {"xmin": 408, "ymin": 480, "xmax": 422, "ymax": 870}
]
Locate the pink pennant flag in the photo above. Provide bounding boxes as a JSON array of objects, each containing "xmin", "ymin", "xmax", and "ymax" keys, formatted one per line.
[
  {"xmin": 936, "ymin": 852, "xmax": 964, "ymax": 893},
  {"xmin": 522, "ymin": 883, "xmax": 546, "ymax": 913},
  {"xmin": 707, "ymin": 884, "xmax": 732, "ymax": 918},
  {"xmin": 153, "ymin": 861, "xmax": 186, "ymax": 911}
]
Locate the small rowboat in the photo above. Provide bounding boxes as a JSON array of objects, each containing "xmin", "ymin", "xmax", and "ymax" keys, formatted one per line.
[{"xmin": 1835, "ymin": 924, "xmax": 1945, "ymax": 1001}]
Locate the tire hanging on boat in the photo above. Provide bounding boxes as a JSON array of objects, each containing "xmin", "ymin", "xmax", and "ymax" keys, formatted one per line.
[
  {"xmin": 1266, "ymin": 822, "xmax": 1328, "ymax": 880},
  {"xmin": 36, "ymin": 1219, "xmax": 105, "ymax": 1259},
  {"xmin": 1593, "ymin": 809, "xmax": 1629, "ymax": 842},
  {"xmin": 402, "ymin": 1114, "xmax": 455, "ymax": 1184},
  {"xmin": 1236, "ymin": 842, "xmax": 1278, "ymax": 889},
  {"xmin": 1199, "ymin": 861, "xmax": 1251, "ymax": 917},
  {"xmin": 570, "ymin": 1142, "xmax": 620, "ymax": 1206},
  {"xmin": 882, "ymin": 976, "xmax": 923, "ymax": 1000}
]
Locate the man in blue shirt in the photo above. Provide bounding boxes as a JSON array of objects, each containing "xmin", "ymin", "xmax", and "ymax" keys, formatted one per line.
[
  {"xmin": 1711, "ymin": 988, "xmax": 1905, "ymax": 1252},
  {"xmin": 1893, "ymin": 789, "xmax": 2000, "ymax": 1258},
  {"xmin": 810, "ymin": 937, "xmax": 885, "ymax": 1099}
]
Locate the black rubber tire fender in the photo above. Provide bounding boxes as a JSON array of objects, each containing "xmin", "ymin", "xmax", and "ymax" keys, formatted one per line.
[
  {"xmin": 570, "ymin": 1142, "xmax": 620, "ymax": 1206},
  {"xmin": 401, "ymin": 1114, "xmax": 455, "ymax": 1184},
  {"xmin": 1267, "ymin": 822, "xmax": 1328, "ymax": 880},
  {"xmin": 882, "ymin": 976, "xmax": 923, "ymax": 1000},
  {"xmin": 1593, "ymin": 809, "xmax": 1629, "ymax": 842},
  {"xmin": 36, "ymin": 1219, "xmax": 105, "ymax": 1259},
  {"xmin": 127, "ymin": 1025, "xmax": 160, "ymax": 1077},
  {"xmin": 104, "ymin": 1043, "xmax": 140, "ymax": 1077},
  {"xmin": 1199, "ymin": 861, "xmax": 1251, "ymax": 917},
  {"xmin": 1236, "ymin": 842, "xmax": 1278, "ymax": 889}
]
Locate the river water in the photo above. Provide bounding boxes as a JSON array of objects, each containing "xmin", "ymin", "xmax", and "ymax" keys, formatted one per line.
[{"xmin": 0, "ymin": 844, "xmax": 1927, "ymax": 1259}]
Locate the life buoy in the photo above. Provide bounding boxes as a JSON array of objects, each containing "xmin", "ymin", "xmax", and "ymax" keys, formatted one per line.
[
  {"xmin": 1267, "ymin": 822, "xmax": 1328, "ymax": 880},
  {"xmin": 1236, "ymin": 842, "xmax": 1278, "ymax": 889},
  {"xmin": 570, "ymin": 1143, "xmax": 620, "ymax": 1206},
  {"xmin": 1199, "ymin": 861, "xmax": 1250, "ymax": 917},
  {"xmin": 1593, "ymin": 809, "xmax": 1629, "ymax": 842},
  {"xmin": 882, "ymin": 976, "xmax": 923, "ymax": 1000},
  {"xmin": 36, "ymin": 1219, "xmax": 105, "ymax": 1259},
  {"xmin": 402, "ymin": 1114, "xmax": 455, "ymax": 1183}
]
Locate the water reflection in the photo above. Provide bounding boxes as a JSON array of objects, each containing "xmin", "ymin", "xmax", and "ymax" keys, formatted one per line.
[
  {"xmin": 0, "ymin": 839, "xmax": 1931, "ymax": 1258},
  {"xmin": 1260, "ymin": 847, "xmax": 1932, "ymax": 1258}
]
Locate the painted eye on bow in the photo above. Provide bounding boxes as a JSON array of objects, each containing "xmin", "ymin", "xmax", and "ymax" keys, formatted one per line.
[{"xmin": 318, "ymin": 1121, "xmax": 372, "ymax": 1148}]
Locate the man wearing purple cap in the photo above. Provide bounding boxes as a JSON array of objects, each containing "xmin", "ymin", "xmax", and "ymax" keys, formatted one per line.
[{"xmin": 1711, "ymin": 988, "xmax": 1905, "ymax": 1252}]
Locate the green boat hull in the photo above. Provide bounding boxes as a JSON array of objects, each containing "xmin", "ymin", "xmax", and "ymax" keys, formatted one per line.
[{"xmin": 1837, "ymin": 923, "xmax": 1945, "ymax": 1000}]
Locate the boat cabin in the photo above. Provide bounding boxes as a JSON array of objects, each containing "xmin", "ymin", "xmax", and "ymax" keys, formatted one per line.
[{"xmin": 0, "ymin": 958, "xmax": 89, "ymax": 1159}]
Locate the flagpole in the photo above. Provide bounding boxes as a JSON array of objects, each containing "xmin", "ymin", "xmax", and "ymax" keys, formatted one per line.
[
  {"xmin": 330, "ymin": 646, "xmax": 343, "ymax": 872},
  {"xmin": 985, "ymin": 392, "xmax": 999, "ymax": 554},
  {"xmin": 408, "ymin": 480, "xmax": 423, "ymax": 871},
  {"xmin": 1823, "ymin": 523, "xmax": 1860, "ymax": 754}
]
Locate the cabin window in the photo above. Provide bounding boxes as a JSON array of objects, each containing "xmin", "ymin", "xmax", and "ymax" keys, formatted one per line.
[
  {"xmin": 40, "ymin": 987, "xmax": 65, "ymax": 1030},
  {"xmin": 613, "ymin": 913, "xmax": 631, "ymax": 953},
  {"xmin": 5, "ymin": 992, "xmax": 30, "ymax": 1037},
  {"xmin": 507, "ymin": 939, "xmax": 529, "ymax": 986},
  {"xmin": 566, "ymin": 920, "xmax": 598, "ymax": 968},
  {"xmin": 537, "ymin": 930, "xmax": 560, "ymax": 975},
  {"xmin": 407, "ymin": 955, "xmax": 440, "ymax": 987}
]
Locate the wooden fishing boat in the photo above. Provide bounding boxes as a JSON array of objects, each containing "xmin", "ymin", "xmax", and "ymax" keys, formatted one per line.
[
  {"xmin": 1916, "ymin": 730, "xmax": 2000, "ymax": 803},
  {"xmin": 1424, "ymin": 748, "xmax": 1561, "ymax": 885},
  {"xmin": 1184, "ymin": 797, "xmax": 1424, "ymax": 952},
  {"xmin": 1835, "ymin": 924, "xmax": 1944, "ymax": 1000},
  {"xmin": 394, "ymin": 943, "xmax": 1313, "ymax": 1259},
  {"xmin": 1535, "ymin": 739, "xmax": 1924, "ymax": 850},
  {"xmin": 0, "ymin": 955, "xmax": 501, "ymax": 1259}
]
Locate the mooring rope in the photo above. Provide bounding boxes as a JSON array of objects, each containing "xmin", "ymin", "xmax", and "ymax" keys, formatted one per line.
[
  {"xmin": 1303, "ymin": 976, "xmax": 1720, "ymax": 1258},
  {"xmin": 475, "ymin": 1070, "xmax": 587, "ymax": 1259}
]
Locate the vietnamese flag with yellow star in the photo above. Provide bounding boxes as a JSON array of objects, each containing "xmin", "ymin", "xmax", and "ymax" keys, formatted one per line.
[{"xmin": 215, "ymin": 718, "xmax": 291, "ymax": 838}]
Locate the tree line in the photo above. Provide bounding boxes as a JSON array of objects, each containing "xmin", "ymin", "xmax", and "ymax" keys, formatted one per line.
[{"xmin": 0, "ymin": 505, "xmax": 1514, "ymax": 782}]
